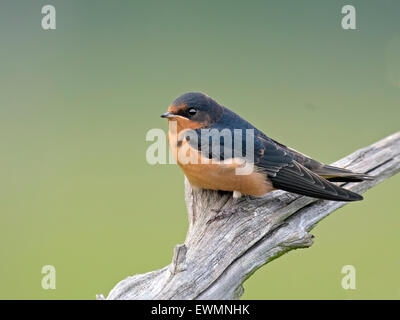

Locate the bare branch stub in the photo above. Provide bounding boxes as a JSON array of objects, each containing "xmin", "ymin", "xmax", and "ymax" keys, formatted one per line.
[{"xmin": 104, "ymin": 132, "xmax": 400, "ymax": 300}]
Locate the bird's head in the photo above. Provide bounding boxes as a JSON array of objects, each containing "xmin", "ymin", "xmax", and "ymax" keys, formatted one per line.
[{"xmin": 161, "ymin": 92, "xmax": 223, "ymax": 129}]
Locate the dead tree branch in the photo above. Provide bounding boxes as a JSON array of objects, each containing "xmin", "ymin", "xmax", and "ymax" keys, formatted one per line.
[{"xmin": 100, "ymin": 132, "xmax": 400, "ymax": 300}]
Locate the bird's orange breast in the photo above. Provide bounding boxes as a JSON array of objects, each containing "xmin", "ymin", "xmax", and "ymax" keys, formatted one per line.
[{"xmin": 167, "ymin": 120, "xmax": 272, "ymax": 196}]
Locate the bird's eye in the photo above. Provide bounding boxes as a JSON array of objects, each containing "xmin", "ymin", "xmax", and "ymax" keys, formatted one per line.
[{"xmin": 188, "ymin": 108, "xmax": 197, "ymax": 116}]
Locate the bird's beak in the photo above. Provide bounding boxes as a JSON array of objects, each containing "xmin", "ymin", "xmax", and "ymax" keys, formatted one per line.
[{"xmin": 160, "ymin": 112, "xmax": 175, "ymax": 118}]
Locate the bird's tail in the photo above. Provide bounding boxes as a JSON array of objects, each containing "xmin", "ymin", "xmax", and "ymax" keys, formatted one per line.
[
  {"xmin": 313, "ymin": 164, "xmax": 375, "ymax": 183},
  {"xmin": 269, "ymin": 161, "xmax": 368, "ymax": 202}
]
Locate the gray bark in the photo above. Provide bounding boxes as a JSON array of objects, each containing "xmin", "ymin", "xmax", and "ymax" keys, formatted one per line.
[{"xmin": 98, "ymin": 132, "xmax": 400, "ymax": 300}]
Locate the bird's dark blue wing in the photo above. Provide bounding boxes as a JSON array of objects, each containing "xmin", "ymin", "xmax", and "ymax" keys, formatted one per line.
[{"xmin": 254, "ymin": 135, "xmax": 363, "ymax": 201}]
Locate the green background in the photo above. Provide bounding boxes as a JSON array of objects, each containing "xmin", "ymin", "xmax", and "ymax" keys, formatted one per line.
[{"xmin": 0, "ymin": 0, "xmax": 399, "ymax": 299}]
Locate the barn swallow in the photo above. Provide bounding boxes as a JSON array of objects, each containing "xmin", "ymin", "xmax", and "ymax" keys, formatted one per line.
[{"xmin": 161, "ymin": 92, "xmax": 372, "ymax": 203}]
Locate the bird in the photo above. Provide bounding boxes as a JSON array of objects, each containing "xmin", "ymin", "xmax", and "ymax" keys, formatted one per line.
[{"xmin": 161, "ymin": 92, "xmax": 372, "ymax": 207}]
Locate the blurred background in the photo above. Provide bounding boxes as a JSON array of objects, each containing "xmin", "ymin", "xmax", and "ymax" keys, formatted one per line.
[{"xmin": 0, "ymin": 0, "xmax": 399, "ymax": 299}]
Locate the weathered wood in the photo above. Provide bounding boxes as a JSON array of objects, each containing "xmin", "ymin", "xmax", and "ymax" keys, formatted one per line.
[{"xmin": 100, "ymin": 132, "xmax": 400, "ymax": 300}]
